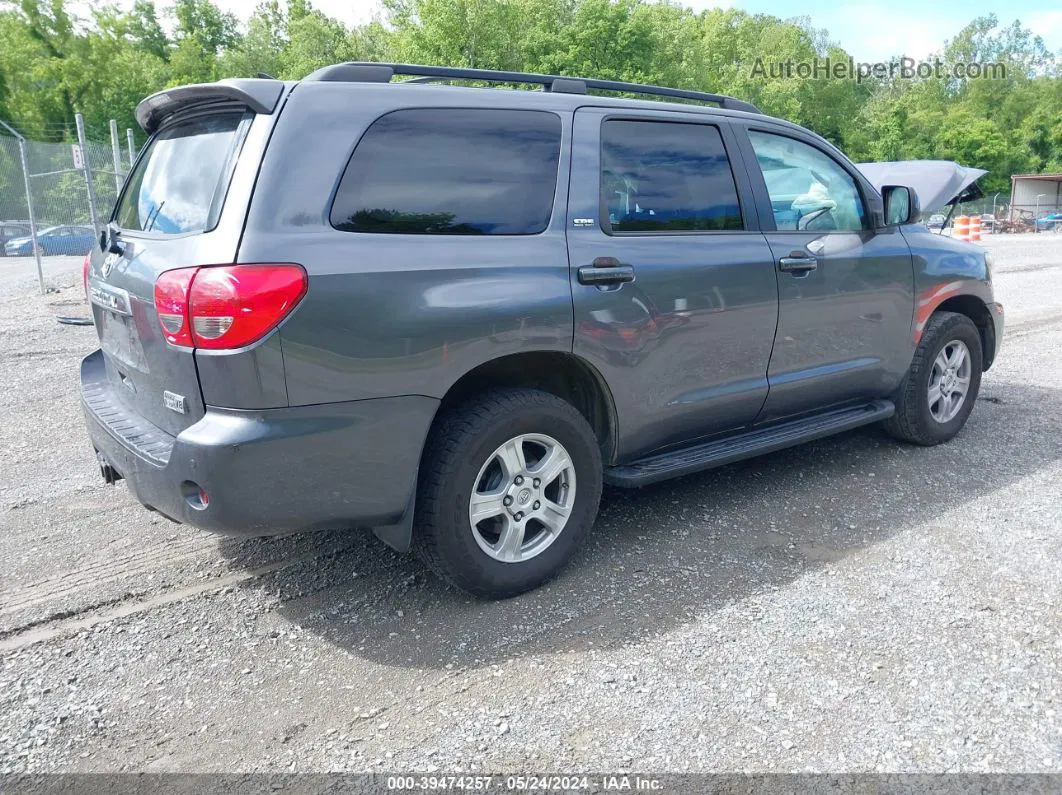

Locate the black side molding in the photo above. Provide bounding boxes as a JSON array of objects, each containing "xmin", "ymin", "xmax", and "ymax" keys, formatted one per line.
[
  {"xmin": 136, "ymin": 79, "xmax": 286, "ymax": 133},
  {"xmin": 605, "ymin": 400, "xmax": 895, "ymax": 487}
]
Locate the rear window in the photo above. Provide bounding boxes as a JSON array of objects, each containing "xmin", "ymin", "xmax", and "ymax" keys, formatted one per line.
[
  {"xmin": 330, "ymin": 108, "xmax": 562, "ymax": 235},
  {"xmin": 114, "ymin": 113, "xmax": 248, "ymax": 235}
]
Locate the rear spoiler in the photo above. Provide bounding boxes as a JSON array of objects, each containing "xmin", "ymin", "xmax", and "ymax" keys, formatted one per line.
[{"xmin": 136, "ymin": 79, "xmax": 286, "ymax": 134}]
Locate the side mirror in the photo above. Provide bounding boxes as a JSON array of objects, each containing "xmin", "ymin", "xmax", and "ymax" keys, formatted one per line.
[{"xmin": 882, "ymin": 185, "xmax": 921, "ymax": 226}]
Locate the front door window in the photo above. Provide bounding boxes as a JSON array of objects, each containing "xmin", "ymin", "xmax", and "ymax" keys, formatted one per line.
[{"xmin": 748, "ymin": 130, "xmax": 866, "ymax": 232}]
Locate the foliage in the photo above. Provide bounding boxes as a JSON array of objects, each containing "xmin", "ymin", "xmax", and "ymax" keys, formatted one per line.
[{"xmin": 0, "ymin": 0, "xmax": 1058, "ymax": 193}]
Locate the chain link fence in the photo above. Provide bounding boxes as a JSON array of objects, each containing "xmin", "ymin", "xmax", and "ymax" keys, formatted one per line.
[
  {"xmin": 0, "ymin": 114, "xmax": 136, "ymax": 292},
  {"xmin": 950, "ymin": 197, "xmax": 1062, "ymax": 233}
]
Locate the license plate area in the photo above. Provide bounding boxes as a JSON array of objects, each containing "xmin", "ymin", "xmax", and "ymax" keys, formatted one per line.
[{"xmin": 98, "ymin": 309, "xmax": 147, "ymax": 371}]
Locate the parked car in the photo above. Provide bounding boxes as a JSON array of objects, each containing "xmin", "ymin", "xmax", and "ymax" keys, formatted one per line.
[
  {"xmin": 0, "ymin": 221, "xmax": 32, "ymax": 256},
  {"xmin": 4, "ymin": 224, "xmax": 96, "ymax": 257},
  {"xmin": 80, "ymin": 64, "xmax": 1004, "ymax": 598},
  {"xmin": 1034, "ymin": 212, "xmax": 1062, "ymax": 232},
  {"xmin": 926, "ymin": 213, "xmax": 947, "ymax": 231}
]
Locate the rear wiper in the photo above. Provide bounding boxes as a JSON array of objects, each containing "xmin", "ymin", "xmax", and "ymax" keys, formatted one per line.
[{"xmin": 145, "ymin": 201, "xmax": 165, "ymax": 233}]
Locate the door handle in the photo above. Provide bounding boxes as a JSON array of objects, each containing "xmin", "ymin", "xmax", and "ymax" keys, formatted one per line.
[
  {"xmin": 778, "ymin": 253, "xmax": 818, "ymax": 274},
  {"xmin": 578, "ymin": 257, "xmax": 635, "ymax": 285}
]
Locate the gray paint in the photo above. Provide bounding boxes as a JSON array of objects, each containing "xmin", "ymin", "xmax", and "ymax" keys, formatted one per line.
[
  {"xmin": 755, "ymin": 226, "xmax": 916, "ymax": 421},
  {"xmin": 240, "ymin": 83, "xmax": 575, "ymax": 407},
  {"xmin": 84, "ymin": 349, "xmax": 438, "ymax": 534},
  {"xmin": 196, "ymin": 334, "xmax": 289, "ymax": 409},
  {"xmin": 84, "ymin": 112, "xmax": 279, "ymax": 435},
  {"xmin": 80, "ymin": 75, "xmax": 1002, "ymax": 543},
  {"xmin": 730, "ymin": 118, "xmax": 915, "ymax": 421},
  {"xmin": 565, "ymin": 108, "xmax": 779, "ymax": 460}
]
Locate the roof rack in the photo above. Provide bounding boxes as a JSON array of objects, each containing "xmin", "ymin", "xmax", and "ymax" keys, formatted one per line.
[{"xmin": 304, "ymin": 62, "xmax": 761, "ymax": 115}]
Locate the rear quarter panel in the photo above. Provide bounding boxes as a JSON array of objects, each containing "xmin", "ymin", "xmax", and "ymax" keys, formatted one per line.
[{"xmin": 239, "ymin": 82, "xmax": 574, "ymax": 405}]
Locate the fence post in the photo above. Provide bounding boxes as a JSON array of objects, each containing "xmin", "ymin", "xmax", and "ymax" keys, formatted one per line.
[
  {"xmin": 0, "ymin": 118, "xmax": 45, "ymax": 294},
  {"xmin": 109, "ymin": 119, "xmax": 123, "ymax": 193},
  {"xmin": 18, "ymin": 138, "xmax": 46, "ymax": 295},
  {"xmin": 75, "ymin": 112, "xmax": 102, "ymax": 238},
  {"xmin": 126, "ymin": 128, "xmax": 136, "ymax": 168}
]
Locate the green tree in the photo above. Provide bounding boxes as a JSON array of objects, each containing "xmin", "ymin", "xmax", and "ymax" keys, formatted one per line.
[
  {"xmin": 0, "ymin": 0, "xmax": 80, "ymax": 139},
  {"xmin": 168, "ymin": 0, "xmax": 240, "ymax": 84},
  {"xmin": 127, "ymin": 0, "xmax": 168, "ymax": 60},
  {"xmin": 0, "ymin": 0, "xmax": 1058, "ymax": 199},
  {"xmin": 221, "ymin": 0, "xmax": 286, "ymax": 78},
  {"xmin": 280, "ymin": 0, "xmax": 356, "ymax": 77}
]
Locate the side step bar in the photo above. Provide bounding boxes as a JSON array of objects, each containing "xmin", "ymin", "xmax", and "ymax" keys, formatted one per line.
[{"xmin": 604, "ymin": 400, "xmax": 895, "ymax": 487}]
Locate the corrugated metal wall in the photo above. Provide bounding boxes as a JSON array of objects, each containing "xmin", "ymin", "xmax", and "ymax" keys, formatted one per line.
[{"xmin": 1012, "ymin": 177, "xmax": 1062, "ymax": 215}]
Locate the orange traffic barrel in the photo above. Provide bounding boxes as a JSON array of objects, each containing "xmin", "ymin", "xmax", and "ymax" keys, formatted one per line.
[
  {"xmin": 953, "ymin": 215, "xmax": 970, "ymax": 240},
  {"xmin": 969, "ymin": 215, "xmax": 981, "ymax": 242}
]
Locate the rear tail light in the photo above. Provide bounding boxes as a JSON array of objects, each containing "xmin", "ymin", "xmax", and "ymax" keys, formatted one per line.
[
  {"xmin": 82, "ymin": 254, "xmax": 91, "ymax": 299},
  {"xmin": 154, "ymin": 268, "xmax": 197, "ymax": 347},
  {"xmin": 153, "ymin": 264, "xmax": 306, "ymax": 350}
]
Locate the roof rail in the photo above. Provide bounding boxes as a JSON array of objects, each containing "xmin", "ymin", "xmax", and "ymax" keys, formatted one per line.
[{"xmin": 304, "ymin": 62, "xmax": 761, "ymax": 115}]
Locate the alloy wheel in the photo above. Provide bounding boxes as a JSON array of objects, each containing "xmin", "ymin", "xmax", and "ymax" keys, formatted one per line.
[
  {"xmin": 467, "ymin": 433, "xmax": 577, "ymax": 563},
  {"xmin": 928, "ymin": 339, "xmax": 972, "ymax": 423}
]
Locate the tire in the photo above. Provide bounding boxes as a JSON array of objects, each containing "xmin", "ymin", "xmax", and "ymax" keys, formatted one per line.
[
  {"xmin": 414, "ymin": 388, "xmax": 603, "ymax": 598},
  {"xmin": 885, "ymin": 311, "xmax": 983, "ymax": 445}
]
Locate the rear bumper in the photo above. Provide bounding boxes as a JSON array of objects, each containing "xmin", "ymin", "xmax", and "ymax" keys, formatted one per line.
[{"xmin": 80, "ymin": 349, "xmax": 437, "ymax": 536}]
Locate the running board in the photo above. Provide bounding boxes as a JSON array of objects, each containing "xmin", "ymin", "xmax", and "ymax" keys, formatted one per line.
[{"xmin": 604, "ymin": 400, "xmax": 895, "ymax": 487}]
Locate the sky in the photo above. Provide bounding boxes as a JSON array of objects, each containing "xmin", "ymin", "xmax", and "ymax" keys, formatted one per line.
[{"xmin": 105, "ymin": 0, "xmax": 1062, "ymax": 64}]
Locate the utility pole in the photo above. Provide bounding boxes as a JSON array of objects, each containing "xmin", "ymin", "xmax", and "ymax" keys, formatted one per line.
[{"xmin": 0, "ymin": 119, "xmax": 45, "ymax": 294}]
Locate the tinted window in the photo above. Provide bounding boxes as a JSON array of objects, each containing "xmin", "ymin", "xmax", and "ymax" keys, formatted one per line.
[
  {"xmin": 331, "ymin": 109, "xmax": 561, "ymax": 235},
  {"xmin": 601, "ymin": 120, "xmax": 742, "ymax": 233},
  {"xmin": 747, "ymin": 130, "xmax": 866, "ymax": 232},
  {"xmin": 114, "ymin": 113, "xmax": 247, "ymax": 235}
]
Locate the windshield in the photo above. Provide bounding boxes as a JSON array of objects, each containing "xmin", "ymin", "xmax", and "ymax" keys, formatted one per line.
[{"xmin": 113, "ymin": 112, "xmax": 249, "ymax": 235}]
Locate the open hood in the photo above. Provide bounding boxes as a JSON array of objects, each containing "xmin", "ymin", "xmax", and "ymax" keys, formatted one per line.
[{"xmin": 857, "ymin": 160, "xmax": 987, "ymax": 212}]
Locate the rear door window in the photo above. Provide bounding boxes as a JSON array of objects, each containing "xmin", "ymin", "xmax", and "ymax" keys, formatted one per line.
[
  {"xmin": 601, "ymin": 119, "xmax": 743, "ymax": 233},
  {"xmin": 330, "ymin": 108, "xmax": 562, "ymax": 235},
  {"xmin": 114, "ymin": 112, "xmax": 249, "ymax": 235}
]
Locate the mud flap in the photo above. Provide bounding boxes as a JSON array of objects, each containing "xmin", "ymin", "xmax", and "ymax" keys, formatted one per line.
[{"xmin": 372, "ymin": 478, "xmax": 416, "ymax": 553}]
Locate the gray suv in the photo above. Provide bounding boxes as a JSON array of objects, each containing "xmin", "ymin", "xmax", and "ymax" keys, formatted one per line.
[{"xmin": 81, "ymin": 63, "xmax": 1004, "ymax": 598}]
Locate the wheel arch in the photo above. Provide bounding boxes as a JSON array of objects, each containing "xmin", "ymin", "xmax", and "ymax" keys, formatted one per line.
[
  {"xmin": 934, "ymin": 295, "xmax": 997, "ymax": 370},
  {"xmin": 432, "ymin": 351, "xmax": 619, "ymax": 466},
  {"xmin": 374, "ymin": 352, "xmax": 618, "ymax": 555}
]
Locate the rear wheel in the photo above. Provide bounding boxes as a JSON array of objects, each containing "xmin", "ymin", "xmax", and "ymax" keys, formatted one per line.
[
  {"xmin": 885, "ymin": 311, "xmax": 983, "ymax": 445},
  {"xmin": 414, "ymin": 388, "xmax": 603, "ymax": 598}
]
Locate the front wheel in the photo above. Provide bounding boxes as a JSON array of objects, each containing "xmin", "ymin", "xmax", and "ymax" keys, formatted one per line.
[
  {"xmin": 414, "ymin": 388, "xmax": 603, "ymax": 598},
  {"xmin": 885, "ymin": 311, "xmax": 983, "ymax": 445}
]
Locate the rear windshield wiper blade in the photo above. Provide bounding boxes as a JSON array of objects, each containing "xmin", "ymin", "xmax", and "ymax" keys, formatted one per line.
[{"xmin": 145, "ymin": 201, "xmax": 165, "ymax": 233}]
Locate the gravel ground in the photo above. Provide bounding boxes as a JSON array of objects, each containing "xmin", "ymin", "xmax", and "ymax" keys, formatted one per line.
[{"xmin": 1, "ymin": 235, "xmax": 1061, "ymax": 775}]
